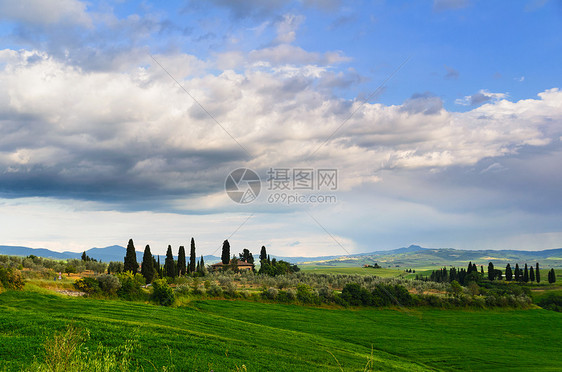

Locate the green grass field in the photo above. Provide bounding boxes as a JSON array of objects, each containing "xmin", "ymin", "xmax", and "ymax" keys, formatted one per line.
[
  {"xmin": 300, "ymin": 265, "xmax": 407, "ymax": 277},
  {"xmin": 1, "ymin": 289, "xmax": 562, "ymax": 371}
]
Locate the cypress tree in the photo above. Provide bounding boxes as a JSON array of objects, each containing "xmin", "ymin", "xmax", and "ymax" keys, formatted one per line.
[
  {"xmin": 177, "ymin": 246, "xmax": 186, "ymax": 276},
  {"xmin": 199, "ymin": 255, "xmax": 205, "ymax": 274},
  {"xmin": 141, "ymin": 245, "xmax": 155, "ymax": 283},
  {"xmin": 221, "ymin": 240, "xmax": 230, "ymax": 265},
  {"xmin": 259, "ymin": 246, "xmax": 267, "ymax": 262},
  {"xmin": 152, "ymin": 257, "xmax": 159, "ymax": 279},
  {"xmin": 536, "ymin": 263, "xmax": 540, "ymax": 283},
  {"xmin": 449, "ymin": 267, "xmax": 457, "ymax": 282},
  {"xmin": 549, "ymin": 268, "xmax": 556, "ymax": 284},
  {"xmin": 124, "ymin": 239, "xmax": 138, "ymax": 274},
  {"xmin": 157, "ymin": 255, "xmax": 162, "ymax": 277},
  {"xmin": 530, "ymin": 266, "xmax": 535, "ymax": 282},
  {"xmin": 515, "ymin": 263, "xmax": 520, "ymax": 281},
  {"xmin": 523, "ymin": 263, "xmax": 529, "ymax": 283},
  {"xmin": 467, "ymin": 261, "xmax": 473, "ymax": 273},
  {"xmin": 505, "ymin": 264, "xmax": 513, "ymax": 281},
  {"xmin": 164, "ymin": 245, "xmax": 176, "ymax": 278},
  {"xmin": 488, "ymin": 262, "xmax": 494, "ymax": 281},
  {"xmin": 480, "ymin": 266, "xmax": 484, "ymax": 275},
  {"xmin": 190, "ymin": 238, "xmax": 196, "ymax": 273}
]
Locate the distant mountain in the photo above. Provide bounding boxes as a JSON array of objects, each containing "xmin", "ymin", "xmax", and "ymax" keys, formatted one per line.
[
  {"xmin": 301, "ymin": 246, "xmax": 562, "ymax": 268},
  {"xmin": 0, "ymin": 245, "xmax": 221, "ymax": 264},
  {"xmin": 2, "ymin": 244, "xmax": 561, "ymax": 268},
  {"xmin": 0, "ymin": 246, "xmax": 80, "ymax": 260},
  {"xmin": 271, "ymin": 245, "xmax": 428, "ymax": 264}
]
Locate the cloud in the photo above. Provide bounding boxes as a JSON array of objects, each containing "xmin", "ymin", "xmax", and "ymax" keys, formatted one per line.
[
  {"xmin": 204, "ymin": 0, "xmax": 341, "ymax": 19},
  {"xmin": 455, "ymin": 89, "xmax": 508, "ymax": 106},
  {"xmin": 0, "ymin": 0, "xmax": 92, "ymax": 27},
  {"xmin": 274, "ymin": 14, "xmax": 305, "ymax": 44},
  {"xmin": 400, "ymin": 92, "xmax": 444, "ymax": 115},
  {"xmin": 444, "ymin": 65, "xmax": 459, "ymax": 80},
  {"xmin": 1, "ymin": 48, "xmax": 560, "ymax": 214},
  {"xmin": 204, "ymin": 0, "xmax": 288, "ymax": 19},
  {"xmin": 433, "ymin": 0, "xmax": 470, "ymax": 12}
]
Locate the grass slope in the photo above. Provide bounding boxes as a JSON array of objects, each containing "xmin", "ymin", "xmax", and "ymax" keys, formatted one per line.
[
  {"xmin": 300, "ymin": 266, "xmax": 406, "ymax": 277},
  {"xmin": 1, "ymin": 290, "xmax": 561, "ymax": 371}
]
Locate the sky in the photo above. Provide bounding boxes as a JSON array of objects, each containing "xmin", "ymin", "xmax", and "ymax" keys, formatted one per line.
[{"xmin": 0, "ymin": 0, "xmax": 561, "ymax": 256}]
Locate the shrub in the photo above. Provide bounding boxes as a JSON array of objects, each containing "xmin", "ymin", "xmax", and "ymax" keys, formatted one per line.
[
  {"xmin": 174, "ymin": 284, "xmax": 192, "ymax": 296},
  {"xmin": 151, "ymin": 279, "xmax": 175, "ymax": 306},
  {"xmin": 73, "ymin": 277, "xmax": 100, "ymax": 295},
  {"xmin": 263, "ymin": 287, "xmax": 278, "ymax": 300},
  {"xmin": 96, "ymin": 274, "xmax": 121, "ymax": 296},
  {"xmin": 341, "ymin": 283, "xmax": 372, "ymax": 306},
  {"xmin": 207, "ymin": 284, "xmax": 223, "ymax": 297},
  {"xmin": 286, "ymin": 288, "xmax": 297, "ymax": 301},
  {"xmin": 116, "ymin": 272, "xmax": 145, "ymax": 300},
  {"xmin": 0, "ymin": 266, "xmax": 24, "ymax": 290},
  {"xmin": 538, "ymin": 295, "xmax": 562, "ymax": 312},
  {"xmin": 28, "ymin": 325, "xmax": 138, "ymax": 372}
]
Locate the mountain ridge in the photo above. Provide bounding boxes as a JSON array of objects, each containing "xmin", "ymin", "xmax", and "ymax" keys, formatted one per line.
[{"xmin": 1, "ymin": 244, "xmax": 561, "ymax": 267}]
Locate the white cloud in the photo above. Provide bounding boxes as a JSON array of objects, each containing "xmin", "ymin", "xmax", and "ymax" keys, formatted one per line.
[
  {"xmin": 455, "ymin": 89, "xmax": 508, "ymax": 106},
  {"xmin": 274, "ymin": 13, "xmax": 305, "ymax": 44},
  {"xmin": 0, "ymin": 0, "xmax": 92, "ymax": 27},
  {"xmin": 0, "ymin": 49, "xmax": 560, "ymax": 210}
]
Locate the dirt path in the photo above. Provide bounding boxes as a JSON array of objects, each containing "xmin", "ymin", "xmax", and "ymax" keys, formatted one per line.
[{"xmin": 53, "ymin": 289, "xmax": 85, "ymax": 297}]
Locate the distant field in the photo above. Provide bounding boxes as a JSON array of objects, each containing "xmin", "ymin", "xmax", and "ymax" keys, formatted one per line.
[
  {"xmin": 300, "ymin": 265, "xmax": 407, "ymax": 277},
  {"xmin": 1, "ymin": 289, "xmax": 562, "ymax": 371}
]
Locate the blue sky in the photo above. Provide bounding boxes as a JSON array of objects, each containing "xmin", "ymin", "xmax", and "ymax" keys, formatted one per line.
[{"xmin": 0, "ymin": 0, "xmax": 561, "ymax": 256}]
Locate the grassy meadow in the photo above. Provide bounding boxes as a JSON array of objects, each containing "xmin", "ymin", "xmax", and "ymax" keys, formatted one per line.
[
  {"xmin": 1, "ymin": 288, "xmax": 562, "ymax": 371},
  {"xmin": 300, "ymin": 265, "xmax": 407, "ymax": 277}
]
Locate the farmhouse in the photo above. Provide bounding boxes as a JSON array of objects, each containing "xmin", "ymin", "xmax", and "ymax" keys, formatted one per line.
[{"xmin": 210, "ymin": 260, "xmax": 254, "ymax": 272}]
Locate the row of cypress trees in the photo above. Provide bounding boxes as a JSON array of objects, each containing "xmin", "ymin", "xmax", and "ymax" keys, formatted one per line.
[
  {"xmin": 123, "ymin": 238, "xmax": 205, "ymax": 283},
  {"xmin": 426, "ymin": 261, "xmax": 557, "ymax": 285}
]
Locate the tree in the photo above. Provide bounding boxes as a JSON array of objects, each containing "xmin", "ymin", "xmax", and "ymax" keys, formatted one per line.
[
  {"xmin": 229, "ymin": 256, "xmax": 239, "ymax": 272},
  {"xmin": 221, "ymin": 240, "xmax": 230, "ymax": 265},
  {"xmin": 198, "ymin": 255, "xmax": 206, "ymax": 275},
  {"xmin": 449, "ymin": 280, "xmax": 463, "ymax": 297},
  {"xmin": 164, "ymin": 245, "xmax": 176, "ymax": 278},
  {"xmin": 548, "ymin": 268, "xmax": 556, "ymax": 284},
  {"xmin": 177, "ymin": 246, "xmax": 186, "ymax": 276},
  {"xmin": 523, "ymin": 263, "xmax": 529, "ymax": 283},
  {"xmin": 530, "ymin": 266, "xmax": 535, "ymax": 282},
  {"xmin": 515, "ymin": 263, "xmax": 521, "ymax": 281},
  {"xmin": 239, "ymin": 248, "xmax": 254, "ymax": 264},
  {"xmin": 157, "ymin": 255, "xmax": 162, "ymax": 277},
  {"xmin": 480, "ymin": 266, "xmax": 484, "ymax": 275},
  {"xmin": 259, "ymin": 246, "xmax": 267, "ymax": 262},
  {"xmin": 505, "ymin": 264, "xmax": 513, "ymax": 281},
  {"xmin": 536, "ymin": 262, "xmax": 541, "ymax": 283},
  {"xmin": 190, "ymin": 238, "xmax": 196, "ymax": 273},
  {"xmin": 123, "ymin": 239, "xmax": 138, "ymax": 274},
  {"xmin": 488, "ymin": 262, "xmax": 494, "ymax": 281},
  {"xmin": 141, "ymin": 245, "xmax": 155, "ymax": 283}
]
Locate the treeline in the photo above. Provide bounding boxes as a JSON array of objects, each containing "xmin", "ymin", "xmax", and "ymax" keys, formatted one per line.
[{"xmin": 424, "ymin": 261, "xmax": 557, "ymax": 285}]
